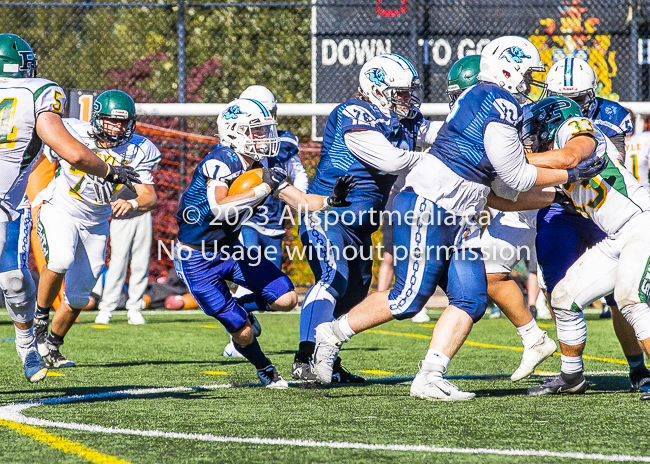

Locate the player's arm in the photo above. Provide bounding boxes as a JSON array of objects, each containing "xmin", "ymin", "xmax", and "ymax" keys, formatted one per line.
[
  {"xmin": 277, "ymin": 175, "xmax": 355, "ymax": 212},
  {"xmin": 526, "ymin": 134, "xmax": 597, "ymax": 169},
  {"xmin": 111, "ymin": 184, "xmax": 157, "ymax": 217},
  {"xmin": 286, "ymin": 155, "xmax": 309, "ymax": 192},
  {"xmin": 343, "ymin": 129, "xmax": 423, "ymax": 174},
  {"xmin": 487, "ymin": 186, "xmax": 555, "ymax": 211},
  {"xmin": 608, "ymin": 134, "xmax": 626, "ymax": 160},
  {"xmin": 36, "ymin": 112, "xmax": 140, "ymax": 189}
]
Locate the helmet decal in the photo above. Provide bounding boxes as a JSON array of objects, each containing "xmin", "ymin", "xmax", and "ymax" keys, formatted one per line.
[
  {"xmin": 499, "ymin": 46, "xmax": 531, "ymax": 64},
  {"xmin": 224, "ymin": 105, "xmax": 247, "ymax": 120},
  {"xmin": 366, "ymin": 68, "xmax": 387, "ymax": 87},
  {"xmin": 564, "ymin": 57, "xmax": 574, "ymax": 87},
  {"xmin": 17, "ymin": 51, "xmax": 34, "ymax": 72}
]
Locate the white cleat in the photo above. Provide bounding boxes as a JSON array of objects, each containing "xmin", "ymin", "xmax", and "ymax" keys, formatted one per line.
[
  {"xmin": 410, "ymin": 362, "xmax": 475, "ymax": 401},
  {"xmin": 313, "ymin": 322, "xmax": 344, "ymax": 385},
  {"xmin": 127, "ymin": 310, "xmax": 146, "ymax": 325},
  {"xmin": 222, "ymin": 340, "xmax": 244, "ymax": 358},
  {"xmin": 411, "ymin": 308, "xmax": 431, "ymax": 323},
  {"xmin": 94, "ymin": 311, "xmax": 112, "ymax": 325},
  {"xmin": 511, "ymin": 332, "xmax": 557, "ymax": 382}
]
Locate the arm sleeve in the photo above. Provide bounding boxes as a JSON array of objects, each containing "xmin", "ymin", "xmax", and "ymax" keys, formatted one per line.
[
  {"xmin": 206, "ymin": 182, "xmax": 266, "ymax": 221},
  {"xmin": 484, "ymin": 121, "xmax": 538, "ymax": 192},
  {"xmin": 285, "ymin": 155, "xmax": 309, "ymax": 192},
  {"xmin": 609, "ymin": 134, "xmax": 626, "ymax": 156},
  {"xmin": 343, "ymin": 130, "xmax": 423, "ymax": 175},
  {"xmin": 417, "ymin": 119, "xmax": 443, "ymax": 145}
]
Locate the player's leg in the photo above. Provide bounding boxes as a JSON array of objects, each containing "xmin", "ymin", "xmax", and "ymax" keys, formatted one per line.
[
  {"xmin": 482, "ymin": 218, "xmax": 556, "ymax": 381},
  {"xmin": 95, "ymin": 217, "xmax": 133, "ymax": 324},
  {"xmin": 529, "ymin": 243, "xmax": 618, "ymax": 395},
  {"xmin": 124, "ymin": 212, "xmax": 153, "ymax": 325},
  {"xmin": 44, "ymin": 221, "xmax": 108, "ymax": 368},
  {"xmin": 294, "ymin": 217, "xmax": 350, "ymax": 371},
  {"xmin": 33, "ymin": 203, "xmax": 78, "ymax": 357},
  {"xmin": 174, "ymin": 246, "xmax": 289, "ymax": 388}
]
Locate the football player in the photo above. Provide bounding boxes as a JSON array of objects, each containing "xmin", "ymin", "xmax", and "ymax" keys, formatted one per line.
[
  {"xmin": 624, "ymin": 112, "xmax": 650, "ymax": 193},
  {"xmin": 490, "ymin": 96, "xmax": 650, "ymax": 397},
  {"xmin": 222, "ymin": 85, "xmax": 309, "ymax": 358},
  {"xmin": 291, "ymin": 53, "xmax": 442, "ymax": 383},
  {"xmin": 312, "ymin": 37, "xmax": 605, "ymax": 400},
  {"xmin": 448, "ymin": 54, "xmax": 557, "ymax": 381},
  {"xmin": 0, "ymin": 34, "xmax": 138, "ymax": 382},
  {"xmin": 33, "ymin": 90, "xmax": 157, "ymax": 368},
  {"xmin": 535, "ymin": 58, "xmax": 649, "ymax": 389},
  {"xmin": 174, "ymin": 98, "xmax": 354, "ymax": 388}
]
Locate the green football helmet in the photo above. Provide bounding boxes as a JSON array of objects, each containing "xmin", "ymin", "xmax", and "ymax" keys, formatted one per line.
[
  {"xmin": 0, "ymin": 34, "xmax": 37, "ymax": 78},
  {"xmin": 447, "ymin": 55, "xmax": 480, "ymax": 106},
  {"xmin": 92, "ymin": 90, "xmax": 137, "ymax": 147},
  {"xmin": 521, "ymin": 96, "xmax": 583, "ymax": 152}
]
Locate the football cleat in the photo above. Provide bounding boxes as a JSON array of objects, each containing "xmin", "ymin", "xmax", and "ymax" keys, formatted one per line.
[
  {"xmin": 127, "ymin": 310, "xmax": 146, "ymax": 325},
  {"xmin": 249, "ymin": 313, "xmax": 261, "ymax": 337},
  {"xmin": 313, "ymin": 322, "xmax": 344, "ymax": 384},
  {"xmin": 257, "ymin": 364, "xmax": 288, "ymax": 389},
  {"xmin": 291, "ymin": 361, "xmax": 318, "ymax": 382},
  {"xmin": 630, "ymin": 368, "xmax": 650, "ymax": 392},
  {"xmin": 331, "ymin": 357, "xmax": 365, "ymax": 384},
  {"xmin": 222, "ymin": 339, "xmax": 244, "ymax": 358},
  {"xmin": 33, "ymin": 317, "xmax": 49, "ymax": 357},
  {"xmin": 44, "ymin": 345, "xmax": 76, "ymax": 368},
  {"xmin": 600, "ymin": 306, "xmax": 612, "ymax": 319},
  {"xmin": 94, "ymin": 311, "xmax": 112, "ymax": 325},
  {"xmin": 511, "ymin": 332, "xmax": 557, "ymax": 382},
  {"xmin": 641, "ymin": 391, "xmax": 650, "ymax": 401},
  {"xmin": 527, "ymin": 374, "xmax": 588, "ymax": 396},
  {"xmin": 22, "ymin": 348, "xmax": 48, "ymax": 383},
  {"xmin": 410, "ymin": 361, "xmax": 475, "ymax": 401},
  {"xmin": 411, "ymin": 308, "xmax": 431, "ymax": 323},
  {"xmin": 489, "ymin": 306, "xmax": 502, "ymax": 319}
]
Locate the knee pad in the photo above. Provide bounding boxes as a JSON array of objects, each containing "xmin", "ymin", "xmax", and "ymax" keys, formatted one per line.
[
  {"xmin": 0, "ymin": 269, "xmax": 36, "ymax": 323},
  {"xmin": 388, "ymin": 292, "xmax": 429, "ymax": 320},
  {"xmin": 619, "ymin": 303, "xmax": 650, "ymax": 341},
  {"xmin": 554, "ymin": 307, "xmax": 587, "ymax": 346}
]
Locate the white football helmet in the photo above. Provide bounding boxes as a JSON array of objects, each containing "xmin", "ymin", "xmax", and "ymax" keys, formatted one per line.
[
  {"xmin": 545, "ymin": 57, "xmax": 597, "ymax": 116},
  {"xmin": 217, "ymin": 98, "xmax": 280, "ymax": 161},
  {"xmin": 240, "ymin": 85, "xmax": 277, "ymax": 118},
  {"xmin": 358, "ymin": 53, "xmax": 422, "ymax": 119},
  {"xmin": 478, "ymin": 36, "xmax": 546, "ymax": 103}
]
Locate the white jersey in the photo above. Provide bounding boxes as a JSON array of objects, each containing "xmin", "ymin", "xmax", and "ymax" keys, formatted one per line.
[
  {"xmin": 0, "ymin": 77, "xmax": 65, "ymax": 221},
  {"xmin": 42, "ymin": 118, "xmax": 160, "ymax": 223},
  {"xmin": 556, "ymin": 117, "xmax": 650, "ymax": 235},
  {"xmin": 625, "ymin": 132, "xmax": 650, "ymax": 192}
]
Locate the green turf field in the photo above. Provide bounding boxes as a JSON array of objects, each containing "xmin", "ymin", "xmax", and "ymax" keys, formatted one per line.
[{"xmin": 1, "ymin": 309, "xmax": 648, "ymax": 464}]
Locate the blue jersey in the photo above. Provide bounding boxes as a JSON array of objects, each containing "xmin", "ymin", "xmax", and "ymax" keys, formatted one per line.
[
  {"xmin": 429, "ymin": 82, "xmax": 522, "ymax": 186},
  {"xmin": 247, "ymin": 130, "xmax": 299, "ymax": 232},
  {"xmin": 308, "ymin": 99, "xmax": 423, "ymax": 234},
  {"xmin": 176, "ymin": 146, "xmax": 287, "ymax": 248}
]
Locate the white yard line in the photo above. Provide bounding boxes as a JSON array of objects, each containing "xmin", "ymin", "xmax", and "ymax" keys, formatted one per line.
[{"xmin": 0, "ymin": 383, "xmax": 647, "ymax": 462}]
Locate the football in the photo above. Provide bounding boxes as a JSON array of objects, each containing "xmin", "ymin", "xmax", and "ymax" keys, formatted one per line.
[{"xmin": 228, "ymin": 168, "xmax": 264, "ymax": 195}]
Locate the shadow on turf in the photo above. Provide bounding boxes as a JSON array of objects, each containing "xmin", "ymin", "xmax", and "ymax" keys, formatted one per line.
[{"xmin": 80, "ymin": 359, "xmax": 250, "ymax": 368}]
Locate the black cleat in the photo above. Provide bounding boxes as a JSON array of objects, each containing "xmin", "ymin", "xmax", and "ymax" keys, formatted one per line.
[
  {"xmin": 527, "ymin": 373, "xmax": 588, "ymax": 396},
  {"xmin": 630, "ymin": 367, "xmax": 650, "ymax": 391},
  {"xmin": 43, "ymin": 345, "xmax": 76, "ymax": 368},
  {"xmin": 291, "ymin": 361, "xmax": 318, "ymax": 382},
  {"xmin": 331, "ymin": 357, "xmax": 365, "ymax": 384},
  {"xmin": 33, "ymin": 317, "xmax": 49, "ymax": 356}
]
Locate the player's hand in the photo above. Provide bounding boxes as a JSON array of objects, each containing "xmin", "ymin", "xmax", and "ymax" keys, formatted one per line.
[
  {"xmin": 111, "ymin": 198, "xmax": 135, "ymax": 217},
  {"xmin": 261, "ymin": 167, "xmax": 284, "ymax": 194},
  {"xmin": 566, "ymin": 155, "xmax": 607, "ymax": 183},
  {"xmin": 105, "ymin": 164, "xmax": 141, "ymax": 192},
  {"xmin": 326, "ymin": 175, "xmax": 356, "ymax": 208},
  {"xmin": 553, "ymin": 187, "xmax": 578, "ymax": 214}
]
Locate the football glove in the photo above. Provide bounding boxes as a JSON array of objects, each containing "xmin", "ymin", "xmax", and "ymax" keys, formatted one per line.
[
  {"xmin": 105, "ymin": 164, "xmax": 141, "ymax": 192},
  {"xmin": 566, "ymin": 155, "xmax": 607, "ymax": 184},
  {"xmin": 325, "ymin": 175, "xmax": 356, "ymax": 208},
  {"xmin": 262, "ymin": 166, "xmax": 285, "ymax": 195}
]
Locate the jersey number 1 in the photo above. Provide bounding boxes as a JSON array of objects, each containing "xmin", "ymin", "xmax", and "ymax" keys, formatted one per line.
[{"xmin": 0, "ymin": 98, "xmax": 18, "ymax": 148}]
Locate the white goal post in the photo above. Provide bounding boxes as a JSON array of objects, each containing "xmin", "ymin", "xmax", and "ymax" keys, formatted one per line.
[{"xmin": 136, "ymin": 102, "xmax": 650, "ymax": 134}]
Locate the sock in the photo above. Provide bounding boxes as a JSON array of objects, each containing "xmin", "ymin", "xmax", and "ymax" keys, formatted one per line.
[
  {"xmin": 626, "ymin": 353, "xmax": 647, "ymax": 372},
  {"xmin": 333, "ymin": 314, "xmax": 355, "ymax": 340},
  {"xmin": 235, "ymin": 293, "xmax": 270, "ymax": 312},
  {"xmin": 14, "ymin": 326, "xmax": 35, "ymax": 351},
  {"xmin": 35, "ymin": 305, "xmax": 51, "ymax": 320},
  {"xmin": 294, "ymin": 341, "xmax": 315, "ymax": 363},
  {"xmin": 424, "ymin": 349, "xmax": 450, "ymax": 369},
  {"xmin": 516, "ymin": 319, "xmax": 545, "ymax": 349},
  {"xmin": 233, "ymin": 338, "xmax": 270, "ymax": 370},
  {"xmin": 46, "ymin": 331, "xmax": 64, "ymax": 348},
  {"xmin": 560, "ymin": 370, "xmax": 584, "ymax": 385},
  {"xmin": 560, "ymin": 354, "xmax": 583, "ymax": 374}
]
